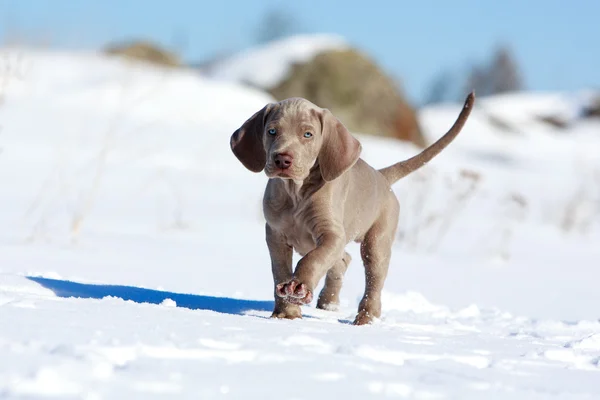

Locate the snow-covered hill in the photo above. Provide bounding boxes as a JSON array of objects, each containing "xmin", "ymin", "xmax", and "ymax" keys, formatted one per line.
[
  {"xmin": 0, "ymin": 46, "xmax": 599, "ymax": 399},
  {"xmin": 203, "ymin": 34, "xmax": 349, "ymax": 89}
]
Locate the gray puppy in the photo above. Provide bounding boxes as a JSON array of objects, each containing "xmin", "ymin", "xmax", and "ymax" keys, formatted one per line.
[{"xmin": 230, "ymin": 92, "xmax": 474, "ymax": 325}]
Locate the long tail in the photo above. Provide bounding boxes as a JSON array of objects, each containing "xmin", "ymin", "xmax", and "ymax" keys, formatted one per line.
[{"xmin": 378, "ymin": 92, "xmax": 475, "ymax": 185}]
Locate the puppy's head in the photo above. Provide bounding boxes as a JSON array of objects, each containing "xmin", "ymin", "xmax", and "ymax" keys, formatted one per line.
[{"xmin": 230, "ymin": 98, "xmax": 361, "ymax": 182}]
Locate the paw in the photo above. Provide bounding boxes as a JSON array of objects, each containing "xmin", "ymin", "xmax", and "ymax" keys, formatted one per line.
[
  {"xmin": 275, "ymin": 279, "xmax": 313, "ymax": 305},
  {"xmin": 271, "ymin": 305, "xmax": 302, "ymax": 320},
  {"xmin": 316, "ymin": 300, "xmax": 339, "ymax": 312},
  {"xmin": 317, "ymin": 291, "xmax": 340, "ymax": 311},
  {"xmin": 353, "ymin": 310, "xmax": 376, "ymax": 326}
]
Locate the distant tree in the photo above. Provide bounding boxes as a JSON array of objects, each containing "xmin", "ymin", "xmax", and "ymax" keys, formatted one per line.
[
  {"xmin": 255, "ymin": 8, "xmax": 299, "ymax": 44},
  {"xmin": 488, "ymin": 45, "xmax": 523, "ymax": 94},
  {"xmin": 462, "ymin": 44, "xmax": 524, "ymax": 99}
]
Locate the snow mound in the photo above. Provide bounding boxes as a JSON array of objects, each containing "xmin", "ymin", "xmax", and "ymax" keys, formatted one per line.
[
  {"xmin": 480, "ymin": 91, "xmax": 580, "ymax": 125},
  {"xmin": 565, "ymin": 334, "xmax": 600, "ymax": 350},
  {"xmin": 418, "ymin": 90, "xmax": 600, "ymax": 171},
  {"xmin": 381, "ymin": 291, "xmax": 446, "ymax": 314},
  {"xmin": 205, "ymin": 33, "xmax": 349, "ymax": 89},
  {"xmin": 420, "ymin": 90, "xmax": 596, "ymax": 139},
  {"xmin": 2, "ymin": 47, "xmax": 274, "ymax": 127}
]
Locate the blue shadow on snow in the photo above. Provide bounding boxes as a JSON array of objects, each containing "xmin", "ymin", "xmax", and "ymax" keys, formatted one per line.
[{"xmin": 27, "ymin": 276, "xmax": 274, "ymax": 316}]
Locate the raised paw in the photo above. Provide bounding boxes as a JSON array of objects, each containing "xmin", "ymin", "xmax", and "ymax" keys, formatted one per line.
[{"xmin": 275, "ymin": 279, "xmax": 313, "ymax": 305}]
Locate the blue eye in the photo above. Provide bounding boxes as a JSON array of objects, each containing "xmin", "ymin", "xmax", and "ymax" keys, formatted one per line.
[
  {"xmin": 268, "ymin": 128, "xmax": 277, "ymax": 135},
  {"xmin": 304, "ymin": 132, "xmax": 313, "ymax": 138}
]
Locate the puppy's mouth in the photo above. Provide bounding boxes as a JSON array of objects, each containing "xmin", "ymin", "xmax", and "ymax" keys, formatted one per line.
[
  {"xmin": 275, "ymin": 169, "xmax": 293, "ymax": 178},
  {"xmin": 266, "ymin": 164, "xmax": 298, "ymax": 179}
]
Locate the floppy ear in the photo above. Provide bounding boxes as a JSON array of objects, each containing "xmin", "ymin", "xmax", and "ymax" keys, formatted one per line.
[
  {"xmin": 230, "ymin": 104, "xmax": 272, "ymax": 172},
  {"xmin": 318, "ymin": 109, "xmax": 362, "ymax": 181}
]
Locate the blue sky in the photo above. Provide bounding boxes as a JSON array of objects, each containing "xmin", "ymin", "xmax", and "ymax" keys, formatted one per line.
[{"xmin": 1, "ymin": 0, "xmax": 598, "ymax": 103}]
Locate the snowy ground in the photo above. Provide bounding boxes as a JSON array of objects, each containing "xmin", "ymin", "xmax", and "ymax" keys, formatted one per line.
[{"xmin": 0, "ymin": 46, "xmax": 599, "ymax": 399}]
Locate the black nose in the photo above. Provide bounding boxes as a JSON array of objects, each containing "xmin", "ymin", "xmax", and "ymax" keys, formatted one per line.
[{"xmin": 274, "ymin": 153, "xmax": 293, "ymax": 169}]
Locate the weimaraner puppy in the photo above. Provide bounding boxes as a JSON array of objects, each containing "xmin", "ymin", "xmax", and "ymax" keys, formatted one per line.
[{"xmin": 230, "ymin": 92, "xmax": 474, "ymax": 325}]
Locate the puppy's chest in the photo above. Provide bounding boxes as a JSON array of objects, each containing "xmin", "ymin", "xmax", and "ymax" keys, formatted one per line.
[{"xmin": 266, "ymin": 204, "xmax": 316, "ymax": 255}]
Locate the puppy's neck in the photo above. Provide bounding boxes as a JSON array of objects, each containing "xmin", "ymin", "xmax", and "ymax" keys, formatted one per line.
[{"xmin": 280, "ymin": 163, "xmax": 324, "ymax": 203}]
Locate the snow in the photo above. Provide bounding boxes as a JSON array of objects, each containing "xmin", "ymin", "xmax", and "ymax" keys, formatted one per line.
[
  {"xmin": 204, "ymin": 33, "xmax": 349, "ymax": 89},
  {"xmin": 0, "ymin": 44, "xmax": 600, "ymax": 399}
]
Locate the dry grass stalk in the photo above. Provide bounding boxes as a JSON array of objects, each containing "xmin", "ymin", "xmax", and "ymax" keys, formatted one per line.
[
  {"xmin": 493, "ymin": 192, "xmax": 529, "ymax": 261},
  {"xmin": 69, "ymin": 66, "xmax": 169, "ymax": 242},
  {"xmin": 426, "ymin": 168, "xmax": 482, "ymax": 252},
  {"xmin": 560, "ymin": 167, "xmax": 600, "ymax": 236},
  {"xmin": 397, "ymin": 167, "xmax": 482, "ymax": 252}
]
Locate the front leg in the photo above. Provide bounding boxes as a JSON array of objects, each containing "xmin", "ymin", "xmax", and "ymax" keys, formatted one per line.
[
  {"xmin": 266, "ymin": 223, "xmax": 301, "ymax": 319},
  {"xmin": 277, "ymin": 224, "xmax": 345, "ymax": 306}
]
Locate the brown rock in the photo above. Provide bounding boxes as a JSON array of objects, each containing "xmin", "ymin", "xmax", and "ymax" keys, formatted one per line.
[
  {"xmin": 269, "ymin": 49, "xmax": 426, "ymax": 147},
  {"xmin": 103, "ymin": 40, "xmax": 181, "ymax": 68}
]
